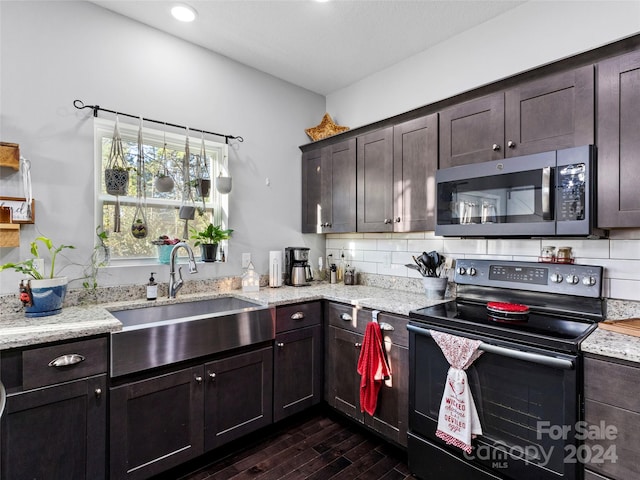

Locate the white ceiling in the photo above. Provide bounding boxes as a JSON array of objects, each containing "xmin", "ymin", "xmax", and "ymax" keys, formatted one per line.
[{"xmin": 90, "ymin": 0, "xmax": 526, "ymax": 96}]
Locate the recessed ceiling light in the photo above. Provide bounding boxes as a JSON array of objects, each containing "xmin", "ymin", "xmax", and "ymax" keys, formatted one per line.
[{"xmin": 171, "ymin": 4, "xmax": 197, "ymax": 22}]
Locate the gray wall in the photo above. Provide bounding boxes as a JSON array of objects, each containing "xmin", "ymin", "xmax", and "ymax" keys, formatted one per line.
[{"xmin": 0, "ymin": 0, "xmax": 325, "ymax": 293}]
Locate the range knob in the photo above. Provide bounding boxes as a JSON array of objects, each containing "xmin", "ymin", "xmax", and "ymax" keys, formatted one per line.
[
  {"xmin": 457, "ymin": 267, "xmax": 467, "ymax": 275},
  {"xmin": 550, "ymin": 273, "xmax": 563, "ymax": 283},
  {"xmin": 565, "ymin": 274, "xmax": 579, "ymax": 285},
  {"xmin": 582, "ymin": 276, "xmax": 597, "ymax": 286},
  {"xmin": 468, "ymin": 267, "xmax": 477, "ymax": 276}
]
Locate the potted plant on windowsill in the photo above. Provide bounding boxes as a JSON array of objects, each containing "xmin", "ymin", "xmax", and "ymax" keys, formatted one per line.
[
  {"xmin": 189, "ymin": 223, "xmax": 233, "ymax": 262},
  {"xmin": 0, "ymin": 235, "xmax": 75, "ymax": 317}
]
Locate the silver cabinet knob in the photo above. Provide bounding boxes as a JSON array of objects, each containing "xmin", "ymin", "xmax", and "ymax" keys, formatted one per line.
[
  {"xmin": 395, "ymin": 217, "xmax": 401, "ymax": 223},
  {"xmin": 492, "ymin": 144, "xmax": 501, "ymax": 151},
  {"xmin": 208, "ymin": 372, "xmax": 216, "ymax": 380},
  {"xmin": 384, "ymin": 219, "xmax": 391, "ymax": 224},
  {"xmin": 277, "ymin": 342, "xmax": 284, "ymax": 348},
  {"xmin": 195, "ymin": 375, "xmax": 203, "ymax": 383},
  {"xmin": 507, "ymin": 141, "xmax": 516, "ymax": 149},
  {"xmin": 354, "ymin": 343, "xmax": 362, "ymax": 348},
  {"xmin": 95, "ymin": 388, "xmax": 102, "ymax": 398}
]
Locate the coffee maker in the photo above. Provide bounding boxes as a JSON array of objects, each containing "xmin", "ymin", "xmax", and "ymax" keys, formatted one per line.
[{"xmin": 285, "ymin": 247, "xmax": 313, "ymax": 286}]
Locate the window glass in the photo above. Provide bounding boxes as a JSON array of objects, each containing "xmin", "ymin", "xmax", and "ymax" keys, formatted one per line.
[{"xmin": 94, "ymin": 118, "xmax": 229, "ymax": 262}]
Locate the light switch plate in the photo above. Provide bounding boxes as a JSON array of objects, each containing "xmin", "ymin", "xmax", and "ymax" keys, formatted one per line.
[{"xmin": 242, "ymin": 253, "xmax": 251, "ymax": 268}]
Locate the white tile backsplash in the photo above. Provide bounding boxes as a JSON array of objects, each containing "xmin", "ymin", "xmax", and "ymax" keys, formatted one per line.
[{"xmin": 327, "ymin": 231, "xmax": 640, "ymax": 301}]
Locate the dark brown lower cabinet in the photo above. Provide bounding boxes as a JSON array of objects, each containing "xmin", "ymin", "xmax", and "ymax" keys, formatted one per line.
[
  {"xmin": 325, "ymin": 302, "xmax": 409, "ymax": 447},
  {"xmin": 110, "ymin": 346, "xmax": 273, "ymax": 480},
  {"xmin": 204, "ymin": 347, "xmax": 273, "ymax": 450},
  {"xmin": 584, "ymin": 354, "xmax": 640, "ymax": 480},
  {"xmin": 273, "ymin": 324, "xmax": 323, "ymax": 422},
  {"xmin": 1, "ymin": 374, "xmax": 107, "ymax": 480}
]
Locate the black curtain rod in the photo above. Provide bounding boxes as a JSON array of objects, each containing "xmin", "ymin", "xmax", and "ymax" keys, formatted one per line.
[{"xmin": 73, "ymin": 99, "xmax": 244, "ymax": 144}]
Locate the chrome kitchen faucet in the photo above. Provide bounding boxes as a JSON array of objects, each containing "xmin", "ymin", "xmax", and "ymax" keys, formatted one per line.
[{"xmin": 168, "ymin": 242, "xmax": 198, "ymax": 298}]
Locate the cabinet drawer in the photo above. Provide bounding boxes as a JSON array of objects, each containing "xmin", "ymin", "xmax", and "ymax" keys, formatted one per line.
[
  {"xmin": 22, "ymin": 337, "xmax": 108, "ymax": 390},
  {"xmin": 276, "ymin": 301, "xmax": 321, "ymax": 333},
  {"xmin": 327, "ymin": 302, "xmax": 408, "ymax": 347},
  {"xmin": 585, "ymin": 356, "xmax": 640, "ymax": 413}
]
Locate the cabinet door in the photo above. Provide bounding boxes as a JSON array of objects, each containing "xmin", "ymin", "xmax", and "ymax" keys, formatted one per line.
[
  {"xmin": 597, "ymin": 51, "xmax": 640, "ymax": 228},
  {"xmin": 393, "ymin": 114, "xmax": 438, "ymax": 232},
  {"xmin": 204, "ymin": 347, "xmax": 273, "ymax": 451},
  {"xmin": 274, "ymin": 325, "xmax": 323, "ymax": 422},
  {"xmin": 321, "ymin": 138, "xmax": 356, "ymax": 233},
  {"xmin": 1, "ymin": 375, "xmax": 106, "ymax": 480},
  {"xmin": 326, "ymin": 325, "xmax": 363, "ymax": 422},
  {"xmin": 357, "ymin": 127, "xmax": 394, "ymax": 232},
  {"xmin": 301, "ymin": 147, "xmax": 322, "ymax": 233},
  {"xmin": 439, "ymin": 93, "xmax": 505, "ymax": 168},
  {"xmin": 110, "ymin": 366, "xmax": 204, "ymax": 480},
  {"xmin": 505, "ymin": 65, "xmax": 594, "ymax": 157}
]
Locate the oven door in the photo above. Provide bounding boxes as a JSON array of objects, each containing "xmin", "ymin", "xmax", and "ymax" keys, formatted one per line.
[{"xmin": 408, "ymin": 323, "xmax": 580, "ymax": 480}]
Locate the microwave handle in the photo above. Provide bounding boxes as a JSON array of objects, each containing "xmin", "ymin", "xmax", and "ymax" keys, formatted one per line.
[{"xmin": 542, "ymin": 166, "xmax": 552, "ymax": 220}]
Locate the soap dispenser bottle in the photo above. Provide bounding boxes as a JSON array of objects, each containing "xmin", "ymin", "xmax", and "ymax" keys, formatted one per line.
[{"xmin": 147, "ymin": 272, "xmax": 157, "ymax": 301}]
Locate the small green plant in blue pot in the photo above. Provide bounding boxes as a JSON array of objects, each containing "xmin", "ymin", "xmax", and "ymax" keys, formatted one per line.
[{"xmin": 0, "ymin": 235, "xmax": 74, "ymax": 317}]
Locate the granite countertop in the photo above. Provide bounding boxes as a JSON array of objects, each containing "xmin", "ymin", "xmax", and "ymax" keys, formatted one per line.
[
  {"xmin": 581, "ymin": 328, "xmax": 640, "ymax": 363},
  {"xmin": 0, "ymin": 282, "xmax": 441, "ymax": 351},
  {"xmin": 4, "ymin": 280, "xmax": 640, "ymax": 365}
]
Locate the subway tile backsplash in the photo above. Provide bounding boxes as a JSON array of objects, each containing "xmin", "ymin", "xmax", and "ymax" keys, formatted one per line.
[{"xmin": 326, "ymin": 231, "xmax": 640, "ymax": 302}]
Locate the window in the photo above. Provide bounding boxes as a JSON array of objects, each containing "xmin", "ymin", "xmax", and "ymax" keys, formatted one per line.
[{"xmin": 94, "ymin": 118, "xmax": 229, "ymax": 262}]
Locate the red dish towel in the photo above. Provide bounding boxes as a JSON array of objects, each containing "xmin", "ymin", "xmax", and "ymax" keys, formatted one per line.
[
  {"xmin": 430, "ymin": 330, "xmax": 483, "ymax": 454},
  {"xmin": 357, "ymin": 321, "xmax": 392, "ymax": 416}
]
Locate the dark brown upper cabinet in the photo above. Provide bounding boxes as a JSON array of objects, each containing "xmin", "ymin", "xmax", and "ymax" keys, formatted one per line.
[
  {"xmin": 597, "ymin": 50, "xmax": 640, "ymax": 228},
  {"xmin": 357, "ymin": 115, "xmax": 438, "ymax": 232},
  {"xmin": 439, "ymin": 65, "xmax": 594, "ymax": 168},
  {"xmin": 301, "ymin": 147, "xmax": 322, "ymax": 233},
  {"xmin": 302, "ymin": 138, "xmax": 356, "ymax": 234}
]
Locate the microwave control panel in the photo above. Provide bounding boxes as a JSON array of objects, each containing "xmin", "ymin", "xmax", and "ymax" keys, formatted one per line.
[{"xmin": 557, "ymin": 163, "xmax": 586, "ymax": 222}]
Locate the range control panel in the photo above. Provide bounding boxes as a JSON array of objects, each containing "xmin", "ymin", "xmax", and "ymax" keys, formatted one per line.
[{"xmin": 454, "ymin": 259, "xmax": 603, "ymax": 298}]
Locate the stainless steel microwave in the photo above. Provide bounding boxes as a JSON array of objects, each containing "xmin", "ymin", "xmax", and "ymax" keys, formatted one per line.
[{"xmin": 435, "ymin": 145, "xmax": 603, "ymax": 237}]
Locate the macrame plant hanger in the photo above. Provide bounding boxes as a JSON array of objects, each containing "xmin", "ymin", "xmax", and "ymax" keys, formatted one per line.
[
  {"xmin": 179, "ymin": 127, "xmax": 196, "ymax": 239},
  {"xmin": 131, "ymin": 116, "xmax": 148, "ymax": 239},
  {"xmin": 104, "ymin": 116, "xmax": 129, "ymax": 233}
]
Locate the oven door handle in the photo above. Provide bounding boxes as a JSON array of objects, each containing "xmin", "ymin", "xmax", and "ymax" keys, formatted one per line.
[{"xmin": 407, "ymin": 324, "xmax": 574, "ymax": 370}]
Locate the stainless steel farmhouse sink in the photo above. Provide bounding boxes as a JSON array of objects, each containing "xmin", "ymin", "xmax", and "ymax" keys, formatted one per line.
[{"xmin": 109, "ymin": 297, "xmax": 274, "ymax": 377}]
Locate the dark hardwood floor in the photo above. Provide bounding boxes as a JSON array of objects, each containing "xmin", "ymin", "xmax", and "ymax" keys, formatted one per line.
[{"xmin": 155, "ymin": 409, "xmax": 412, "ymax": 480}]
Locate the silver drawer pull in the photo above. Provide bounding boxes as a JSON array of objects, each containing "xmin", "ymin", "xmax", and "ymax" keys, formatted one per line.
[
  {"xmin": 48, "ymin": 354, "xmax": 85, "ymax": 368},
  {"xmin": 291, "ymin": 312, "xmax": 305, "ymax": 320},
  {"xmin": 340, "ymin": 313, "xmax": 352, "ymax": 321},
  {"xmin": 378, "ymin": 322, "xmax": 394, "ymax": 331},
  {"xmin": 355, "ymin": 343, "xmax": 362, "ymax": 348}
]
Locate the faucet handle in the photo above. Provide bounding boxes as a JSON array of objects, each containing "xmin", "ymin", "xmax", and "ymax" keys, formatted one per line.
[{"xmin": 188, "ymin": 259, "xmax": 198, "ymax": 274}]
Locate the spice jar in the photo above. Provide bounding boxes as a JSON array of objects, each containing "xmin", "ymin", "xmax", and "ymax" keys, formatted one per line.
[
  {"xmin": 556, "ymin": 246, "xmax": 573, "ymax": 263},
  {"xmin": 540, "ymin": 246, "xmax": 556, "ymax": 262}
]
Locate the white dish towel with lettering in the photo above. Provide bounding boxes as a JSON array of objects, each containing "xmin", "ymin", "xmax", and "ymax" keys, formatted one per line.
[{"xmin": 430, "ymin": 330, "xmax": 484, "ymax": 454}]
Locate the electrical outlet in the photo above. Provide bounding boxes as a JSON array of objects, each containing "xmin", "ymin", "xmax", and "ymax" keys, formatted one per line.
[
  {"xmin": 32, "ymin": 258, "xmax": 45, "ymax": 276},
  {"xmin": 242, "ymin": 253, "xmax": 251, "ymax": 268}
]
